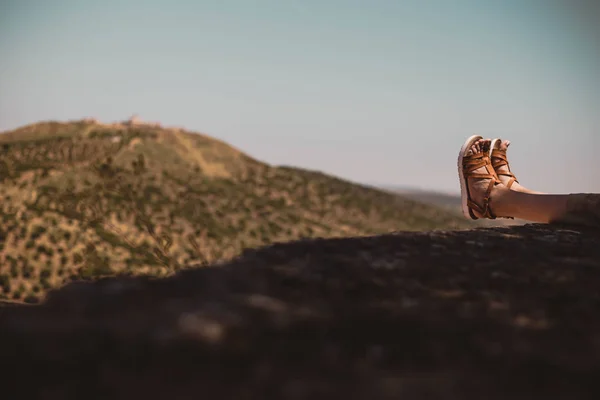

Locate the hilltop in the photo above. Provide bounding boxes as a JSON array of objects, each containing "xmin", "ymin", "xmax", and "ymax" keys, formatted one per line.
[
  {"xmin": 0, "ymin": 118, "xmax": 470, "ymax": 302},
  {"xmin": 2, "ymin": 223, "xmax": 599, "ymax": 399}
]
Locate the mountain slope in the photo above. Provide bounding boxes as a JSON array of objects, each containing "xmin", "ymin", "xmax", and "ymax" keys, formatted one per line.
[{"xmin": 0, "ymin": 119, "xmax": 470, "ymax": 302}]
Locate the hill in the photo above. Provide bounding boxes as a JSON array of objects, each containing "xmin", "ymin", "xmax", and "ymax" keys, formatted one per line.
[
  {"xmin": 382, "ymin": 185, "xmax": 463, "ymax": 210},
  {"xmin": 0, "ymin": 118, "xmax": 470, "ymax": 302},
  {"xmin": 2, "ymin": 223, "xmax": 599, "ymax": 399}
]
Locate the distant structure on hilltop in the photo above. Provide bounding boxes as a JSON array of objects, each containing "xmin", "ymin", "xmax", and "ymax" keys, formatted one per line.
[
  {"xmin": 76, "ymin": 115, "xmax": 163, "ymax": 129},
  {"xmin": 123, "ymin": 114, "xmax": 161, "ymax": 128},
  {"xmin": 125, "ymin": 114, "xmax": 141, "ymax": 125}
]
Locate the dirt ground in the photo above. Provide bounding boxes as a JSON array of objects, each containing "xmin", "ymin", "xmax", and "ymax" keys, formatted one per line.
[{"xmin": 1, "ymin": 223, "xmax": 599, "ymax": 399}]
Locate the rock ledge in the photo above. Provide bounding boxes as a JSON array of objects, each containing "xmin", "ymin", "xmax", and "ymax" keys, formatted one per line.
[{"xmin": 1, "ymin": 224, "xmax": 599, "ymax": 400}]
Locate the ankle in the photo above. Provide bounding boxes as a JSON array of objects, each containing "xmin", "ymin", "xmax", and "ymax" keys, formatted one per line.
[
  {"xmin": 511, "ymin": 184, "xmax": 545, "ymax": 195},
  {"xmin": 489, "ymin": 184, "xmax": 513, "ymax": 218}
]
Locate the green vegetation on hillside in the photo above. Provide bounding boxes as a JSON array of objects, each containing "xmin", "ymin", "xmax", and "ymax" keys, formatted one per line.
[{"xmin": 0, "ymin": 119, "xmax": 470, "ymax": 303}]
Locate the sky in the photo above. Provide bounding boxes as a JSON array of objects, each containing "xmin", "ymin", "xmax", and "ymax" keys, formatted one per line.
[{"xmin": 1, "ymin": 0, "xmax": 599, "ymax": 194}]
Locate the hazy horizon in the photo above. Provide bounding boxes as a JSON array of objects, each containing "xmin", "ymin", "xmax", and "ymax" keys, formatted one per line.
[{"xmin": 1, "ymin": 0, "xmax": 599, "ymax": 194}]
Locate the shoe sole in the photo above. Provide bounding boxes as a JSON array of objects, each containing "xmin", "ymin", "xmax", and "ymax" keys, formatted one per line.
[{"xmin": 457, "ymin": 135, "xmax": 483, "ymax": 220}]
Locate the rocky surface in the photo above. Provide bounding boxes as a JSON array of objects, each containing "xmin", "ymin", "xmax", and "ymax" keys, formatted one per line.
[{"xmin": 1, "ymin": 223, "xmax": 600, "ymax": 399}]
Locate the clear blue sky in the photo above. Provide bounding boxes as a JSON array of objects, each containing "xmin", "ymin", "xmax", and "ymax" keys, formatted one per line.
[{"xmin": 1, "ymin": 0, "xmax": 599, "ymax": 194}]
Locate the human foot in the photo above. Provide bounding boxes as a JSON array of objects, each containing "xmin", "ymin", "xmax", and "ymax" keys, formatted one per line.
[
  {"xmin": 490, "ymin": 139, "xmax": 519, "ymax": 189},
  {"xmin": 458, "ymin": 136, "xmax": 503, "ymax": 220},
  {"xmin": 490, "ymin": 139, "xmax": 543, "ymax": 195}
]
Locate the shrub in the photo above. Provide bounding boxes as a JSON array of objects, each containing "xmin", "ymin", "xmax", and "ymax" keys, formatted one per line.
[
  {"xmin": 41, "ymin": 278, "xmax": 52, "ymax": 290},
  {"xmin": 24, "ymin": 294, "xmax": 38, "ymax": 304},
  {"xmin": 10, "ymin": 263, "xmax": 19, "ymax": 278},
  {"xmin": 37, "ymin": 244, "xmax": 52, "ymax": 256},
  {"xmin": 0, "ymin": 274, "xmax": 10, "ymax": 292},
  {"xmin": 22, "ymin": 264, "xmax": 35, "ymax": 279},
  {"xmin": 30, "ymin": 225, "xmax": 46, "ymax": 240},
  {"xmin": 78, "ymin": 262, "xmax": 112, "ymax": 279},
  {"xmin": 12, "ymin": 284, "xmax": 25, "ymax": 299},
  {"xmin": 40, "ymin": 268, "xmax": 52, "ymax": 279},
  {"xmin": 73, "ymin": 253, "xmax": 83, "ymax": 264}
]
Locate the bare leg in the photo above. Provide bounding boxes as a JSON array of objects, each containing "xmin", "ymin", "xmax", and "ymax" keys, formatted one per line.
[
  {"xmin": 492, "ymin": 140, "xmax": 545, "ymax": 194},
  {"xmin": 489, "ymin": 186, "xmax": 569, "ymax": 223}
]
